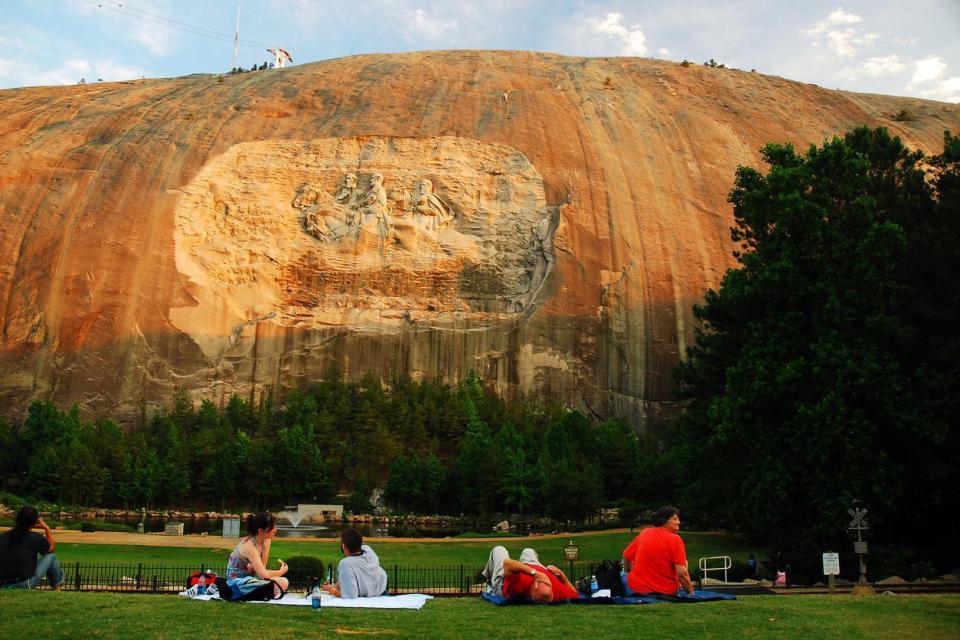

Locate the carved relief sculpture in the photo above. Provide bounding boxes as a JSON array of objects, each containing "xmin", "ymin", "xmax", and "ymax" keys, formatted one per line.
[{"xmin": 173, "ymin": 136, "xmax": 558, "ymax": 361}]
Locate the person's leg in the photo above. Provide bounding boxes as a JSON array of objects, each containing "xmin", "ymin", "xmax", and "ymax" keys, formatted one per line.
[
  {"xmin": 620, "ymin": 571, "xmax": 636, "ymax": 596},
  {"xmin": 482, "ymin": 546, "xmax": 510, "ymax": 595},
  {"xmin": 274, "ymin": 576, "xmax": 289, "ymax": 598},
  {"xmin": 27, "ymin": 554, "xmax": 63, "ymax": 589},
  {"xmin": 518, "ymin": 548, "xmax": 541, "ymax": 565}
]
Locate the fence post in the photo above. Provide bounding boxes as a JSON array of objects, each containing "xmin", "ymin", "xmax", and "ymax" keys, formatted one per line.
[
  {"xmin": 152, "ymin": 575, "xmax": 159, "ymax": 593},
  {"xmin": 74, "ymin": 562, "xmax": 81, "ymax": 591},
  {"xmin": 136, "ymin": 563, "xmax": 143, "ymax": 590},
  {"xmin": 459, "ymin": 565, "xmax": 465, "ymax": 595},
  {"xmin": 393, "ymin": 564, "xmax": 398, "ymax": 595}
]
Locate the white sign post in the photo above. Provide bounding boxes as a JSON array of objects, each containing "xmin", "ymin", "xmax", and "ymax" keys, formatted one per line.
[{"xmin": 822, "ymin": 552, "xmax": 840, "ymax": 594}]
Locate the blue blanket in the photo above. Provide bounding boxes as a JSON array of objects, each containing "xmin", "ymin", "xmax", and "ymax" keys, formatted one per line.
[{"xmin": 481, "ymin": 590, "xmax": 735, "ymax": 606}]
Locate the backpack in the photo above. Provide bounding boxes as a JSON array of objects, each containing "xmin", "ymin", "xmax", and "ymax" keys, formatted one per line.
[
  {"xmin": 185, "ymin": 571, "xmax": 217, "ymax": 590},
  {"xmin": 215, "ymin": 576, "xmax": 285, "ymax": 602},
  {"xmin": 594, "ymin": 560, "xmax": 624, "ymax": 597}
]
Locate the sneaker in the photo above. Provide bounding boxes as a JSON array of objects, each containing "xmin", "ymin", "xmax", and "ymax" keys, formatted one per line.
[
  {"xmin": 179, "ymin": 584, "xmax": 200, "ymax": 598},
  {"xmin": 206, "ymin": 584, "xmax": 219, "ymax": 599}
]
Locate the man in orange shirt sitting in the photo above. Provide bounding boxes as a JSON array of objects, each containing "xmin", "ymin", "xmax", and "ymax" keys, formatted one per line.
[
  {"xmin": 481, "ymin": 546, "xmax": 579, "ymax": 603},
  {"xmin": 622, "ymin": 505, "xmax": 696, "ymax": 596}
]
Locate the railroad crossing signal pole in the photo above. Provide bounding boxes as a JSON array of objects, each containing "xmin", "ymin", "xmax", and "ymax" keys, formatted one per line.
[{"xmin": 848, "ymin": 502, "xmax": 876, "ymax": 595}]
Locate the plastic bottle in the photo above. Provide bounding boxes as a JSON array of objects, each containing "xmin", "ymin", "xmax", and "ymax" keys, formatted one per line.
[
  {"xmin": 590, "ymin": 575, "xmax": 598, "ymax": 593},
  {"xmin": 309, "ymin": 576, "xmax": 320, "ymax": 596},
  {"xmin": 197, "ymin": 573, "xmax": 207, "ymax": 595}
]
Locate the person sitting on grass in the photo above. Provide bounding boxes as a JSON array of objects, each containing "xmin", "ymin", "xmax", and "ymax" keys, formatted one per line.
[
  {"xmin": 0, "ymin": 506, "xmax": 63, "ymax": 590},
  {"xmin": 321, "ymin": 528, "xmax": 388, "ymax": 598},
  {"xmin": 481, "ymin": 545, "xmax": 579, "ymax": 603},
  {"xmin": 224, "ymin": 512, "xmax": 288, "ymax": 598},
  {"xmin": 622, "ymin": 505, "xmax": 696, "ymax": 596}
]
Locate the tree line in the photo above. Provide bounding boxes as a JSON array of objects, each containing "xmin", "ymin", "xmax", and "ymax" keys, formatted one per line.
[{"xmin": 0, "ymin": 371, "xmax": 655, "ymax": 522}]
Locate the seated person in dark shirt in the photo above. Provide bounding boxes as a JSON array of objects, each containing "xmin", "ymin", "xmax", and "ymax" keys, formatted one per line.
[
  {"xmin": 0, "ymin": 506, "xmax": 63, "ymax": 590},
  {"xmin": 480, "ymin": 545, "xmax": 579, "ymax": 603}
]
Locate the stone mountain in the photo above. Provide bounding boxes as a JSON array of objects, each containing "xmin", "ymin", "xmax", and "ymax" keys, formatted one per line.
[{"xmin": 0, "ymin": 51, "xmax": 957, "ymax": 430}]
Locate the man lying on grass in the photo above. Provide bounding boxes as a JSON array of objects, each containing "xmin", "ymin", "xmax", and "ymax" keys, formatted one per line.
[{"xmin": 481, "ymin": 546, "xmax": 579, "ymax": 603}]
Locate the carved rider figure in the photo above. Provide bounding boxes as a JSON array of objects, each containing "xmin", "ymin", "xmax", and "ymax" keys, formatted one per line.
[
  {"xmin": 337, "ymin": 173, "xmax": 361, "ymax": 226},
  {"xmin": 414, "ymin": 178, "xmax": 454, "ymax": 231},
  {"xmin": 359, "ymin": 173, "xmax": 391, "ymax": 239}
]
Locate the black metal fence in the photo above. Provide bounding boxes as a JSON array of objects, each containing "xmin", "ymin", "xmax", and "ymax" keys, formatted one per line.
[{"xmin": 52, "ymin": 561, "xmax": 602, "ymax": 596}]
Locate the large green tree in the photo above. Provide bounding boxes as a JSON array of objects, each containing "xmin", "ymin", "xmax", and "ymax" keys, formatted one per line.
[{"xmin": 673, "ymin": 128, "xmax": 960, "ymax": 572}]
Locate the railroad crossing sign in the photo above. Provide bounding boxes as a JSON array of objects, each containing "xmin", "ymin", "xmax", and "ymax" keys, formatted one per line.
[{"xmin": 848, "ymin": 507, "xmax": 869, "ymax": 532}]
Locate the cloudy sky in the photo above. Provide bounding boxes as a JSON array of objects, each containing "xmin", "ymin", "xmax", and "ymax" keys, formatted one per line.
[{"xmin": 1, "ymin": 0, "xmax": 958, "ymax": 102}]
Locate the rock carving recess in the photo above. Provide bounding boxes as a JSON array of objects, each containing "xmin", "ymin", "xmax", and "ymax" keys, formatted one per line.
[{"xmin": 172, "ymin": 136, "xmax": 557, "ymax": 358}]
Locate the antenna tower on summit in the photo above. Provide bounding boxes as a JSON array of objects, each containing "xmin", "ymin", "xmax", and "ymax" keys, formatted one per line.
[{"xmin": 231, "ymin": 1, "xmax": 240, "ymax": 69}]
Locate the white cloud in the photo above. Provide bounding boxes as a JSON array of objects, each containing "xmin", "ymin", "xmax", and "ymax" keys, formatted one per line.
[
  {"xmin": 842, "ymin": 54, "xmax": 908, "ymax": 79},
  {"xmin": 32, "ymin": 58, "xmax": 92, "ymax": 86},
  {"xmin": 806, "ymin": 8, "xmax": 878, "ymax": 57},
  {"xmin": 658, "ymin": 47, "xmax": 670, "ymax": 57},
  {"xmin": 402, "ymin": 8, "xmax": 459, "ymax": 44},
  {"xmin": 905, "ymin": 56, "xmax": 959, "ymax": 103},
  {"xmin": 824, "ymin": 8, "xmax": 861, "ymax": 25},
  {"xmin": 0, "ymin": 56, "xmax": 145, "ymax": 88},
  {"xmin": 130, "ymin": 22, "xmax": 176, "ymax": 56},
  {"xmin": 910, "ymin": 55, "xmax": 947, "ymax": 86},
  {"xmin": 588, "ymin": 13, "xmax": 647, "ymax": 56}
]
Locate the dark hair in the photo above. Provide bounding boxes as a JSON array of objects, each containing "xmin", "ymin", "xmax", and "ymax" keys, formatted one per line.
[
  {"xmin": 652, "ymin": 506, "xmax": 679, "ymax": 527},
  {"xmin": 341, "ymin": 527, "xmax": 363, "ymax": 554},
  {"xmin": 246, "ymin": 512, "xmax": 276, "ymax": 537},
  {"xmin": 9, "ymin": 506, "xmax": 39, "ymax": 546}
]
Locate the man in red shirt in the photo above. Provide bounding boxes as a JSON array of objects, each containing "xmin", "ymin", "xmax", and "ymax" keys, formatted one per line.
[
  {"xmin": 481, "ymin": 546, "xmax": 579, "ymax": 603},
  {"xmin": 622, "ymin": 506, "xmax": 695, "ymax": 595}
]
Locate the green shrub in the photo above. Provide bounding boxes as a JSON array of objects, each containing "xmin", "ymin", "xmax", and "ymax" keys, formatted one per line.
[
  {"xmin": 284, "ymin": 555, "xmax": 327, "ymax": 589},
  {"xmin": 891, "ymin": 109, "xmax": 917, "ymax": 122},
  {"xmin": 680, "ymin": 60, "xmax": 692, "ymax": 68},
  {"xmin": 80, "ymin": 522, "xmax": 96, "ymax": 533}
]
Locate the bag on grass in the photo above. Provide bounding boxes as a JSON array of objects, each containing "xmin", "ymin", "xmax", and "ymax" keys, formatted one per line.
[
  {"xmin": 595, "ymin": 560, "xmax": 624, "ymax": 597},
  {"xmin": 219, "ymin": 575, "xmax": 285, "ymax": 602},
  {"xmin": 185, "ymin": 571, "xmax": 218, "ymax": 590}
]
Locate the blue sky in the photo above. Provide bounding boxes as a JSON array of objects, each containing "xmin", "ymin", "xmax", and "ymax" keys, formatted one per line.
[{"xmin": 1, "ymin": 1, "xmax": 958, "ymax": 102}]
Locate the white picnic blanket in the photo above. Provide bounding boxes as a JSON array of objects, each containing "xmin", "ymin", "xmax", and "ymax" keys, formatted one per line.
[{"xmin": 187, "ymin": 592, "xmax": 433, "ymax": 609}]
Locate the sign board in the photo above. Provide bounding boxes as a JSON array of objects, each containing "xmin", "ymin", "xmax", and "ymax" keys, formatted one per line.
[
  {"xmin": 854, "ymin": 541, "xmax": 868, "ymax": 554},
  {"xmin": 822, "ymin": 553, "xmax": 840, "ymax": 575},
  {"xmin": 848, "ymin": 507, "xmax": 869, "ymax": 530},
  {"xmin": 563, "ymin": 545, "xmax": 580, "ymax": 561}
]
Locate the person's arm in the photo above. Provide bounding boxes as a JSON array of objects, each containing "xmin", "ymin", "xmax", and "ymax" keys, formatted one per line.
[
  {"xmin": 242, "ymin": 540, "xmax": 286, "ymax": 580},
  {"xmin": 545, "ymin": 565, "xmax": 576, "ymax": 591},
  {"xmin": 502, "ymin": 558, "xmax": 537, "ymax": 578},
  {"xmin": 36, "ymin": 518, "xmax": 55, "ymax": 553},
  {"xmin": 320, "ymin": 582, "xmax": 341, "ymax": 597},
  {"xmin": 675, "ymin": 564, "xmax": 695, "ymax": 595}
]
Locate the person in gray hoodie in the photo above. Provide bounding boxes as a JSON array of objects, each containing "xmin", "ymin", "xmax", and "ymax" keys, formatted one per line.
[{"xmin": 321, "ymin": 528, "xmax": 388, "ymax": 598}]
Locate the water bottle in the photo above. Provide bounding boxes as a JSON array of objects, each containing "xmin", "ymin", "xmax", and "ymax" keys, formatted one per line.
[
  {"xmin": 197, "ymin": 573, "xmax": 207, "ymax": 595},
  {"xmin": 590, "ymin": 575, "xmax": 599, "ymax": 593},
  {"xmin": 310, "ymin": 575, "xmax": 322, "ymax": 610}
]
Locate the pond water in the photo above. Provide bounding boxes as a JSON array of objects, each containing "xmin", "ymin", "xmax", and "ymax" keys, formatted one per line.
[{"xmin": 85, "ymin": 516, "xmax": 487, "ymax": 538}]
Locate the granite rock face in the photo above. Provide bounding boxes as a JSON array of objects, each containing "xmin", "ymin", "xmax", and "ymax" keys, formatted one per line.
[{"xmin": 0, "ymin": 51, "xmax": 957, "ymax": 430}]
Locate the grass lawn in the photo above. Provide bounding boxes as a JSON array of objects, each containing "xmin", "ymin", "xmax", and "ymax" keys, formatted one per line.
[
  {"xmin": 53, "ymin": 529, "xmax": 757, "ymax": 569},
  {"xmin": 1, "ymin": 591, "xmax": 958, "ymax": 639}
]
